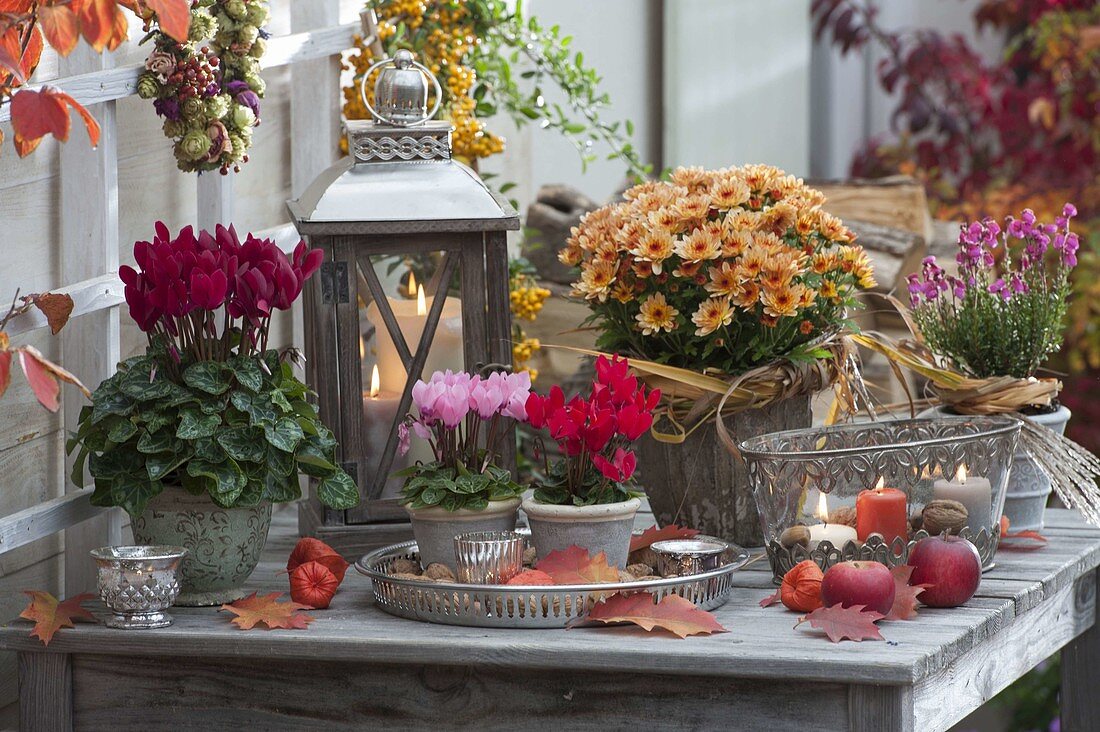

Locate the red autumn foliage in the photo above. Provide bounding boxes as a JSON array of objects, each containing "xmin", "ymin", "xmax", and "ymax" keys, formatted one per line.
[
  {"xmin": 759, "ymin": 588, "xmax": 781, "ymax": 608},
  {"xmin": 795, "ymin": 603, "xmax": 885, "ymax": 643},
  {"xmin": 0, "ymin": 291, "xmax": 88, "ymax": 412},
  {"xmin": 885, "ymin": 565, "xmax": 930, "ymax": 622},
  {"xmin": 220, "ymin": 592, "xmax": 315, "ymax": 630},
  {"xmin": 573, "ymin": 592, "xmax": 728, "ymax": 638},
  {"xmin": 534, "ymin": 545, "xmax": 620, "ymax": 585},
  {"xmin": 19, "ymin": 591, "xmax": 96, "ymax": 645},
  {"xmin": 505, "ymin": 569, "xmax": 556, "ymax": 586},
  {"xmin": 998, "ymin": 515, "xmax": 1050, "ymax": 551},
  {"xmin": 289, "ymin": 561, "xmax": 340, "ymax": 609},
  {"xmin": 629, "ymin": 524, "xmax": 700, "ymax": 553}
]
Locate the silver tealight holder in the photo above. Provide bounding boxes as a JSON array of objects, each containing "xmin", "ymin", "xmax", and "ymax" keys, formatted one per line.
[
  {"xmin": 90, "ymin": 545, "xmax": 188, "ymax": 629},
  {"xmin": 453, "ymin": 531, "xmax": 525, "ymax": 584},
  {"xmin": 651, "ymin": 536, "xmax": 730, "ymax": 577}
]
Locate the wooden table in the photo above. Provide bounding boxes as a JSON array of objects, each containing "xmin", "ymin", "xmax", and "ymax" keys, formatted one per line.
[{"xmin": 4, "ymin": 507, "xmax": 1098, "ymax": 731}]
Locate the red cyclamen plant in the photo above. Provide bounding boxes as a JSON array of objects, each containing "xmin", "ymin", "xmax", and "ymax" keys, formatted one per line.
[
  {"xmin": 120, "ymin": 221, "xmax": 322, "ymax": 367},
  {"xmin": 525, "ymin": 355, "xmax": 659, "ymax": 506}
]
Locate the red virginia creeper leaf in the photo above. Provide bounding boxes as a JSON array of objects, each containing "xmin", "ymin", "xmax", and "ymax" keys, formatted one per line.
[
  {"xmin": 38, "ymin": 4, "xmax": 80, "ymax": 55},
  {"xmin": 795, "ymin": 603, "xmax": 885, "ymax": 643},
  {"xmin": 0, "ymin": 24, "xmax": 43, "ymax": 86},
  {"xmin": 220, "ymin": 592, "xmax": 315, "ymax": 630},
  {"xmin": 79, "ymin": 0, "xmax": 118, "ymax": 51},
  {"xmin": 0, "ymin": 350, "xmax": 11, "ymax": 399},
  {"xmin": 145, "ymin": 0, "xmax": 191, "ymax": 43},
  {"xmin": 20, "ymin": 591, "xmax": 96, "ymax": 645},
  {"xmin": 18, "ymin": 347, "xmax": 60, "ymax": 411},
  {"xmin": 629, "ymin": 524, "xmax": 700, "ymax": 553},
  {"xmin": 535, "ymin": 545, "xmax": 619, "ymax": 584},
  {"xmin": 759, "ymin": 588, "xmax": 782, "ymax": 608},
  {"xmin": 10, "ymin": 87, "xmax": 100, "ymax": 156},
  {"xmin": 885, "ymin": 565, "xmax": 929, "ymax": 621},
  {"xmin": 571, "ymin": 592, "xmax": 727, "ymax": 638}
]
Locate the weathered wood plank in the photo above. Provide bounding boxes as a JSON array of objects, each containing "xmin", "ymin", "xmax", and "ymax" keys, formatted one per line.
[
  {"xmin": 71, "ymin": 654, "xmax": 851, "ymax": 732},
  {"xmin": 2, "ymin": 274, "xmax": 124, "ymax": 339},
  {"xmin": 0, "ymin": 489, "xmax": 108, "ymax": 555},
  {"xmin": 1060, "ymin": 567, "xmax": 1099, "ymax": 732},
  {"xmin": 0, "ymin": 549, "xmax": 62, "ymax": 715},
  {"xmin": 18, "ymin": 652, "xmax": 71, "ymax": 731},
  {"xmin": 849, "ymin": 684, "xmax": 913, "ymax": 732}
]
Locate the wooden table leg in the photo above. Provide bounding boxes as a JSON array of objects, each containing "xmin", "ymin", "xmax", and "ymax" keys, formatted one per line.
[
  {"xmin": 849, "ymin": 684, "xmax": 913, "ymax": 731},
  {"xmin": 19, "ymin": 652, "xmax": 73, "ymax": 731},
  {"xmin": 1061, "ymin": 567, "xmax": 1099, "ymax": 732}
]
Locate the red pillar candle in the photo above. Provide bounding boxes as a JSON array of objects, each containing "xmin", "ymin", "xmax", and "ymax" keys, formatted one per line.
[{"xmin": 856, "ymin": 483, "xmax": 909, "ymax": 545}]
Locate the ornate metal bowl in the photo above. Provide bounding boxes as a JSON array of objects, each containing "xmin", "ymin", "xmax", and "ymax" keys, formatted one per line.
[
  {"xmin": 739, "ymin": 416, "xmax": 1021, "ymax": 583},
  {"xmin": 90, "ymin": 545, "xmax": 188, "ymax": 629}
]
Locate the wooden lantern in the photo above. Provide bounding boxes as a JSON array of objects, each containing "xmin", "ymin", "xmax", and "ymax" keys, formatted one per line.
[{"xmin": 288, "ymin": 53, "xmax": 519, "ymax": 552}]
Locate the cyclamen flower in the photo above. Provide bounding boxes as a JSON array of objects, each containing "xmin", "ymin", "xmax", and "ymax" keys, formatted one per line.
[{"xmin": 593, "ymin": 448, "xmax": 637, "ymax": 483}]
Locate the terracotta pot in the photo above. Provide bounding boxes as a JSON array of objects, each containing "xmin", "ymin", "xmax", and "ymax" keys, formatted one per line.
[
  {"xmin": 131, "ymin": 489, "xmax": 272, "ymax": 607},
  {"xmin": 521, "ymin": 496, "xmax": 642, "ymax": 568},
  {"xmin": 405, "ymin": 497, "xmax": 521, "ymax": 572}
]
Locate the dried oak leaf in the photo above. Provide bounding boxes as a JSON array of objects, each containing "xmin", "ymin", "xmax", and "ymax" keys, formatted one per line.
[
  {"xmin": 20, "ymin": 591, "xmax": 96, "ymax": 645},
  {"xmin": 795, "ymin": 604, "xmax": 885, "ymax": 643},
  {"xmin": 535, "ymin": 545, "xmax": 619, "ymax": 584},
  {"xmin": 629, "ymin": 524, "xmax": 700, "ymax": 553},
  {"xmin": 572, "ymin": 592, "xmax": 727, "ymax": 638},
  {"xmin": 287, "ymin": 537, "xmax": 350, "ymax": 584},
  {"xmin": 220, "ymin": 592, "xmax": 314, "ymax": 630},
  {"xmin": 885, "ymin": 565, "xmax": 930, "ymax": 621},
  {"xmin": 289, "ymin": 561, "xmax": 339, "ymax": 609}
]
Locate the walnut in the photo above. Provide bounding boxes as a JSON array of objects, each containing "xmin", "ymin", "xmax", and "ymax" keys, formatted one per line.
[
  {"xmin": 629, "ymin": 547, "xmax": 659, "ymax": 568},
  {"xmin": 522, "ymin": 546, "xmax": 537, "ymax": 566},
  {"xmin": 829, "ymin": 506, "xmax": 858, "ymax": 528},
  {"xmin": 618, "ymin": 570, "xmax": 636, "ymax": 583},
  {"xmin": 779, "ymin": 525, "xmax": 811, "ymax": 549},
  {"xmin": 922, "ymin": 499, "xmax": 969, "ymax": 536},
  {"xmin": 390, "ymin": 558, "xmax": 420, "ymax": 575},
  {"xmin": 390, "ymin": 572, "xmax": 424, "ymax": 581},
  {"xmin": 625, "ymin": 563, "xmax": 654, "ymax": 578},
  {"xmin": 423, "ymin": 563, "xmax": 456, "ymax": 581},
  {"xmin": 910, "ymin": 512, "xmax": 924, "ymax": 533}
]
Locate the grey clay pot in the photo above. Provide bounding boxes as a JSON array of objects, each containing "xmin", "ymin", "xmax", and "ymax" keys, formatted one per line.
[{"xmin": 521, "ymin": 497, "xmax": 642, "ymax": 569}]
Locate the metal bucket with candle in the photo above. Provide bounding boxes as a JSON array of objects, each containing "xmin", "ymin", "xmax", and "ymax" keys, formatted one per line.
[{"xmin": 739, "ymin": 416, "xmax": 1021, "ymax": 584}]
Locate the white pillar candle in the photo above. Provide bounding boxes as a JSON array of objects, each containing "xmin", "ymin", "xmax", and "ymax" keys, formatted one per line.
[
  {"xmin": 362, "ymin": 366, "xmax": 412, "ymax": 499},
  {"xmin": 808, "ymin": 522, "xmax": 858, "ymax": 550},
  {"xmin": 365, "ymin": 283, "xmax": 463, "ymax": 395},
  {"xmin": 932, "ymin": 465, "xmax": 992, "ymax": 534}
]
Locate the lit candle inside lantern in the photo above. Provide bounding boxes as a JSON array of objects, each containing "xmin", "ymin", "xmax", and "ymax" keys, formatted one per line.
[
  {"xmin": 856, "ymin": 477, "xmax": 909, "ymax": 545},
  {"xmin": 807, "ymin": 491, "xmax": 858, "ymax": 550},
  {"xmin": 365, "ymin": 274, "xmax": 464, "ymax": 395},
  {"xmin": 932, "ymin": 464, "xmax": 992, "ymax": 534},
  {"xmin": 362, "ymin": 364, "xmax": 410, "ymax": 499}
]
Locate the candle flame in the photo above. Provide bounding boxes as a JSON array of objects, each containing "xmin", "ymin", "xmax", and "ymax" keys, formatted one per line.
[
  {"xmin": 874, "ymin": 476, "xmax": 885, "ymax": 491},
  {"xmin": 370, "ymin": 364, "xmax": 380, "ymax": 398},
  {"xmin": 956, "ymin": 464, "xmax": 968, "ymax": 482},
  {"xmin": 359, "ymin": 336, "xmax": 366, "ymax": 361},
  {"xmin": 416, "ymin": 284, "xmax": 426, "ymax": 316},
  {"xmin": 815, "ymin": 492, "xmax": 829, "ymax": 522},
  {"xmin": 407, "ymin": 270, "xmax": 417, "ymax": 298}
]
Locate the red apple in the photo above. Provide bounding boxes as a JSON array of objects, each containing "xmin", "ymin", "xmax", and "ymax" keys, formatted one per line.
[
  {"xmin": 820, "ymin": 561, "xmax": 896, "ymax": 615},
  {"xmin": 908, "ymin": 536, "xmax": 982, "ymax": 608}
]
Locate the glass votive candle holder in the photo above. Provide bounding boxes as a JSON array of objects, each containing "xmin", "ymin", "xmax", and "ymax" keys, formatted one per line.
[
  {"xmin": 651, "ymin": 536, "xmax": 730, "ymax": 577},
  {"xmin": 90, "ymin": 545, "xmax": 188, "ymax": 629},
  {"xmin": 453, "ymin": 531, "xmax": 525, "ymax": 584}
]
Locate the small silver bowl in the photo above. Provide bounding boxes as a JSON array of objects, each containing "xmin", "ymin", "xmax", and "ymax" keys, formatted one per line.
[
  {"xmin": 454, "ymin": 531, "xmax": 525, "ymax": 584},
  {"xmin": 90, "ymin": 545, "xmax": 188, "ymax": 629},
  {"xmin": 651, "ymin": 536, "xmax": 730, "ymax": 577}
]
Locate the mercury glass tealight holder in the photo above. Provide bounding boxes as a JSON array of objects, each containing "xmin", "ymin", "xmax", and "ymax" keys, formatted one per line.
[
  {"xmin": 90, "ymin": 546, "xmax": 188, "ymax": 629},
  {"xmin": 453, "ymin": 531, "xmax": 525, "ymax": 585},
  {"xmin": 651, "ymin": 536, "xmax": 730, "ymax": 577},
  {"xmin": 739, "ymin": 416, "xmax": 1021, "ymax": 584}
]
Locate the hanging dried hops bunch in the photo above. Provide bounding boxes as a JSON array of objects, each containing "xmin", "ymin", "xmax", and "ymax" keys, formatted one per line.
[{"xmin": 137, "ymin": 0, "xmax": 269, "ymax": 174}]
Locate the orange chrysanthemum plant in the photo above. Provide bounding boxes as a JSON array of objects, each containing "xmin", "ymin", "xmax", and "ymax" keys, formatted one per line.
[{"xmin": 564, "ymin": 165, "xmax": 874, "ymax": 376}]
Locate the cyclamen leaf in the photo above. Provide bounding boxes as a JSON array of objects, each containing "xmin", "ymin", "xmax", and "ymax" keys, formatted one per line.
[
  {"xmin": 317, "ymin": 472, "xmax": 358, "ymax": 509},
  {"xmin": 146, "ymin": 451, "xmax": 188, "ymax": 481},
  {"xmin": 187, "ymin": 458, "xmax": 245, "ymax": 500},
  {"xmin": 107, "ymin": 419, "xmax": 138, "ymax": 444},
  {"xmin": 795, "ymin": 604, "xmax": 885, "ymax": 643},
  {"xmin": 535, "ymin": 545, "xmax": 619, "ymax": 585},
  {"xmin": 231, "ymin": 359, "xmax": 264, "ymax": 392},
  {"xmin": 183, "ymin": 361, "xmax": 230, "ymax": 395},
  {"xmin": 177, "ymin": 409, "xmax": 220, "ymax": 439},
  {"xmin": 20, "ymin": 591, "xmax": 96, "ymax": 645},
  {"xmin": 573, "ymin": 592, "xmax": 727, "ymax": 638},
  {"xmin": 220, "ymin": 592, "xmax": 314, "ymax": 630},
  {"xmin": 264, "ymin": 418, "xmax": 304, "ymax": 453},
  {"xmin": 217, "ymin": 427, "xmax": 265, "ymax": 463},
  {"xmin": 112, "ymin": 473, "xmax": 156, "ymax": 517},
  {"xmin": 137, "ymin": 429, "xmax": 175, "ymax": 454},
  {"xmin": 263, "ymin": 471, "xmax": 301, "ymax": 503},
  {"xmin": 630, "ymin": 524, "xmax": 700, "ymax": 553}
]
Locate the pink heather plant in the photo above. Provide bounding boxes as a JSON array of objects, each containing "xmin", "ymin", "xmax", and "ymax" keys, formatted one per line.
[
  {"xmin": 907, "ymin": 205, "xmax": 1077, "ymax": 379},
  {"xmin": 396, "ymin": 370, "xmax": 531, "ymax": 512}
]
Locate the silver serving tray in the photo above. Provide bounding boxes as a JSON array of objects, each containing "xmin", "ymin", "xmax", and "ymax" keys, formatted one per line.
[{"xmin": 356, "ymin": 539, "xmax": 750, "ymax": 629}]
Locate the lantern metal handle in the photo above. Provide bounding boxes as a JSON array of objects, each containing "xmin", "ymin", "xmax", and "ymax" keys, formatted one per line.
[{"xmin": 360, "ymin": 55, "xmax": 443, "ymax": 128}]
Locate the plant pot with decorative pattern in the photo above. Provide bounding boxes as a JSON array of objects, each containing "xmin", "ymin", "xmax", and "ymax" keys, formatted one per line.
[{"xmin": 406, "ymin": 497, "xmax": 521, "ymax": 572}]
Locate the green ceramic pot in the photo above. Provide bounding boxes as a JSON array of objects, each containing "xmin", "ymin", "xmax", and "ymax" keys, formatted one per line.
[{"xmin": 131, "ymin": 488, "xmax": 272, "ymax": 607}]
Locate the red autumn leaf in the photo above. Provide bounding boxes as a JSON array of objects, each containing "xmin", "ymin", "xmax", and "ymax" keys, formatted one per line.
[
  {"xmin": 16, "ymin": 344, "xmax": 90, "ymax": 411},
  {"xmin": 19, "ymin": 591, "xmax": 96, "ymax": 645},
  {"xmin": 38, "ymin": 4, "xmax": 80, "ymax": 55},
  {"xmin": 220, "ymin": 592, "xmax": 315, "ymax": 630},
  {"xmin": 535, "ymin": 545, "xmax": 620, "ymax": 585},
  {"xmin": 998, "ymin": 515, "xmax": 1049, "ymax": 551},
  {"xmin": 289, "ymin": 561, "xmax": 339, "ymax": 609},
  {"xmin": 10, "ymin": 86, "xmax": 100, "ymax": 156},
  {"xmin": 629, "ymin": 524, "xmax": 700, "ymax": 553},
  {"xmin": 0, "ymin": 24, "xmax": 43, "ymax": 86},
  {"xmin": 759, "ymin": 588, "xmax": 782, "ymax": 608},
  {"xmin": 79, "ymin": 0, "xmax": 119, "ymax": 51},
  {"xmin": 505, "ymin": 569, "xmax": 556, "ymax": 586},
  {"xmin": 286, "ymin": 537, "xmax": 349, "ymax": 584},
  {"xmin": 144, "ymin": 0, "xmax": 191, "ymax": 43},
  {"xmin": 795, "ymin": 603, "xmax": 885, "ymax": 643},
  {"xmin": 0, "ymin": 350, "xmax": 11, "ymax": 399},
  {"xmin": 885, "ymin": 565, "xmax": 930, "ymax": 621},
  {"xmin": 29, "ymin": 292, "xmax": 74, "ymax": 334},
  {"xmin": 571, "ymin": 592, "xmax": 727, "ymax": 638}
]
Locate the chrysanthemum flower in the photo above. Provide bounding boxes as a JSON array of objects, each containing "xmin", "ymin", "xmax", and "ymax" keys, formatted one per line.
[
  {"xmin": 674, "ymin": 227, "xmax": 722, "ymax": 263},
  {"xmin": 630, "ymin": 231, "xmax": 675, "ymax": 273},
  {"xmin": 691, "ymin": 297, "xmax": 734, "ymax": 336},
  {"xmin": 761, "ymin": 285, "xmax": 801, "ymax": 318},
  {"xmin": 636, "ymin": 293, "xmax": 680, "ymax": 335},
  {"xmin": 706, "ymin": 262, "xmax": 742, "ymax": 297}
]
